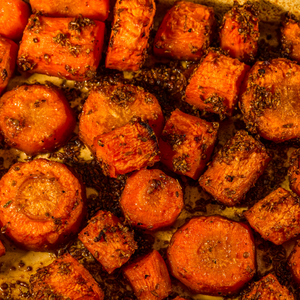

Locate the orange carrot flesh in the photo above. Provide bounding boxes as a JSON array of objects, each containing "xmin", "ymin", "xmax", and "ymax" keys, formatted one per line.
[
  {"xmin": 120, "ymin": 169, "xmax": 184, "ymax": 230},
  {"xmin": 289, "ymin": 241, "xmax": 300, "ymax": 285}
]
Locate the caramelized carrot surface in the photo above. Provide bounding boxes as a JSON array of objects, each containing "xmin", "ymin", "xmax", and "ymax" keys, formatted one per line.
[
  {"xmin": 0, "ymin": 241, "xmax": 5, "ymax": 257},
  {"xmin": 153, "ymin": 1, "xmax": 215, "ymax": 61},
  {"xmin": 0, "ymin": 84, "xmax": 76, "ymax": 155},
  {"xmin": 30, "ymin": 253, "xmax": 104, "ymax": 300},
  {"xmin": 105, "ymin": 0, "xmax": 155, "ymax": 71},
  {"xmin": 0, "ymin": 159, "xmax": 86, "ymax": 251},
  {"xmin": 288, "ymin": 148, "xmax": 300, "ymax": 197},
  {"xmin": 18, "ymin": 15, "xmax": 105, "ymax": 81},
  {"xmin": 79, "ymin": 83, "xmax": 164, "ymax": 150},
  {"xmin": 185, "ymin": 50, "xmax": 250, "ymax": 118},
  {"xmin": 123, "ymin": 250, "xmax": 172, "ymax": 300},
  {"xmin": 78, "ymin": 210, "xmax": 137, "ymax": 274},
  {"xmin": 167, "ymin": 216, "xmax": 255, "ymax": 296},
  {"xmin": 120, "ymin": 169, "xmax": 184, "ymax": 230}
]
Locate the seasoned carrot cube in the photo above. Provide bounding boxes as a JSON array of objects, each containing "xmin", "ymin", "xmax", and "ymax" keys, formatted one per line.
[
  {"xmin": 30, "ymin": 253, "xmax": 104, "ymax": 300},
  {"xmin": 159, "ymin": 109, "xmax": 218, "ymax": 180},
  {"xmin": 17, "ymin": 15, "xmax": 105, "ymax": 81},
  {"xmin": 244, "ymin": 188, "xmax": 300, "ymax": 245},
  {"xmin": 0, "ymin": 240, "xmax": 5, "ymax": 257},
  {"xmin": 123, "ymin": 250, "xmax": 172, "ymax": 300},
  {"xmin": 30, "ymin": 0, "xmax": 110, "ymax": 21},
  {"xmin": 105, "ymin": 0, "xmax": 155, "ymax": 71},
  {"xmin": 219, "ymin": 1, "xmax": 259, "ymax": 63},
  {"xmin": 93, "ymin": 119, "xmax": 160, "ymax": 178},
  {"xmin": 288, "ymin": 149, "xmax": 300, "ymax": 197},
  {"xmin": 79, "ymin": 83, "xmax": 164, "ymax": 150},
  {"xmin": 78, "ymin": 210, "xmax": 137, "ymax": 274},
  {"xmin": 199, "ymin": 130, "xmax": 271, "ymax": 206},
  {"xmin": 289, "ymin": 240, "xmax": 300, "ymax": 285},
  {"xmin": 185, "ymin": 50, "xmax": 250, "ymax": 119},
  {"xmin": 153, "ymin": 1, "xmax": 215, "ymax": 61},
  {"xmin": 242, "ymin": 274, "xmax": 294, "ymax": 300}
]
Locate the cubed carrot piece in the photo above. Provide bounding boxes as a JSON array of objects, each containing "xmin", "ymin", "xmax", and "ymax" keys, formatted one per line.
[
  {"xmin": 199, "ymin": 130, "xmax": 271, "ymax": 206},
  {"xmin": 93, "ymin": 120, "xmax": 160, "ymax": 178},
  {"xmin": 244, "ymin": 188, "xmax": 300, "ymax": 245},
  {"xmin": 159, "ymin": 109, "xmax": 218, "ymax": 180},
  {"xmin": 17, "ymin": 15, "xmax": 105, "ymax": 81},
  {"xmin": 153, "ymin": 1, "xmax": 215, "ymax": 61},
  {"xmin": 0, "ymin": 0, "xmax": 30, "ymax": 41},
  {"xmin": 30, "ymin": 0, "xmax": 110, "ymax": 21},
  {"xmin": 123, "ymin": 250, "xmax": 172, "ymax": 300},
  {"xmin": 105, "ymin": 0, "xmax": 155, "ymax": 71},
  {"xmin": 78, "ymin": 210, "xmax": 137, "ymax": 274},
  {"xmin": 185, "ymin": 50, "xmax": 250, "ymax": 119},
  {"xmin": 288, "ymin": 149, "xmax": 300, "ymax": 197},
  {"xmin": 219, "ymin": 1, "xmax": 259, "ymax": 63},
  {"xmin": 289, "ymin": 240, "xmax": 300, "ymax": 285},
  {"xmin": 0, "ymin": 36, "xmax": 18, "ymax": 95},
  {"xmin": 0, "ymin": 240, "xmax": 5, "ymax": 257},
  {"xmin": 30, "ymin": 253, "xmax": 104, "ymax": 300}
]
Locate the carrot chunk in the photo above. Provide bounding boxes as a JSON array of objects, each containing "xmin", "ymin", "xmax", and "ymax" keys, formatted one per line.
[
  {"xmin": 78, "ymin": 210, "xmax": 137, "ymax": 274},
  {"xmin": 0, "ymin": 240, "xmax": 5, "ymax": 257},
  {"xmin": 241, "ymin": 274, "xmax": 294, "ymax": 300},
  {"xmin": 289, "ymin": 240, "xmax": 300, "ymax": 285},
  {"xmin": 79, "ymin": 83, "xmax": 164, "ymax": 150},
  {"xmin": 0, "ymin": 159, "xmax": 86, "ymax": 251},
  {"xmin": 30, "ymin": 253, "xmax": 104, "ymax": 300},
  {"xmin": 167, "ymin": 215, "xmax": 255, "ymax": 296},
  {"xmin": 240, "ymin": 58, "xmax": 300, "ymax": 142},
  {"xmin": 30, "ymin": 0, "xmax": 110, "ymax": 21},
  {"xmin": 199, "ymin": 130, "xmax": 271, "ymax": 206},
  {"xmin": 93, "ymin": 120, "xmax": 160, "ymax": 178},
  {"xmin": 0, "ymin": 84, "xmax": 76, "ymax": 155},
  {"xmin": 0, "ymin": 0, "xmax": 30, "ymax": 41},
  {"xmin": 120, "ymin": 169, "xmax": 184, "ymax": 230},
  {"xmin": 288, "ymin": 149, "xmax": 300, "ymax": 197},
  {"xmin": 159, "ymin": 109, "xmax": 218, "ymax": 180},
  {"xmin": 244, "ymin": 188, "xmax": 300, "ymax": 245},
  {"xmin": 17, "ymin": 15, "xmax": 105, "ymax": 81},
  {"xmin": 185, "ymin": 50, "xmax": 250, "ymax": 119},
  {"xmin": 105, "ymin": 0, "xmax": 155, "ymax": 71},
  {"xmin": 123, "ymin": 250, "xmax": 172, "ymax": 300},
  {"xmin": 219, "ymin": 1, "xmax": 259, "ymax": 63},
  {"xmin": 153, "ymin": 1, "xmax": 215, "ymax": 61}
]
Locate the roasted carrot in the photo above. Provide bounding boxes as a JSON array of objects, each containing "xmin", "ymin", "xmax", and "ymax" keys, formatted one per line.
[
  {"xmin": 173, "ymin": 297, "xmax": 188, "ymax": 300},
  {"xmin": 153, "ymin": 1, "xmax": 215, "ymax": 61},
  {"xmin": 0, "ymin": 240, "xmax": 5, "ymax": 257},
  {"xmin": 0, "ymin": 84, "xmax": 76, "ymax": 155},
  {"xmin": 123, "ymin": 250, "xmax": 172, "ymax": 300},
  {"xmin": 17, "ymin": 14, "xmax": 105, "ymax": 81},
  {"xmin": 105, "ymin": 0, "xmax": 155, "ymax": 71},
  {"xmin": 159, "ymin": 109, "xmax": 218, "ymax": 180},
  {"xmin": 79, "ymin": 83, "xmax": 164, "ymax": 150},
  {"xmin": 244, "ymin": 188, "xmax": 300, "ymax": 245},
  {"xmin": 289, "ymin": 240, "xmax": 300, "ymax": 285},
  {"xmin": 240, "ymin": 58, "xmax": 300, "ymax": 142},
  {"xmin": 219, "ymin": 1, "xmax": 259, "ymax": 63},
  {"xmin": 185, "ymin": 50, "xmax": 250, "ymax": 119},
  {"xmin": 288, "ymin": 149, "xmax": 300, "ymax": 197},
  {"xmin": 30, "ymin": 253, "xmax": 104, "ymax": 300},
  {"xmin": 0, "ymin": 158, "xmax": 86, "ymax": 251},
  {"xmin": 78, "ymin": 210, "xmax": 137, "ymax": 274},
  {"xmin": 199, "ymin": 130, "xmax": 271, "ymax": 206},
  {"xmin": 120, "ymin": 169, "xmax": 184, "ymax": 230},
  {"xmin": 30, "ymin": 0, "xmax": 110, "ymax": 21}
]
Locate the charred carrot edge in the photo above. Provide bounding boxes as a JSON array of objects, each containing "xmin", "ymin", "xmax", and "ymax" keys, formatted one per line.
[
  {"xmin": 0, "ymin": 158, "xmax": 86, "ymax": 251},
  {"xmin": 0, "ymin": 240, "xmax": 5, "ymax": 257},
  {"xmin": 288, "ymin": 240, "xmax": 300, "ymax": 285}
]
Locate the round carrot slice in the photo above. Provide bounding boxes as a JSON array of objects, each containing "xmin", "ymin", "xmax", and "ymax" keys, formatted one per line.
[
  {"xmin": 120, "ymin": 169, "xmax": 184, "ymax": 231},
  {"xmin": 0, "ymin": 84, "xmax": 76, "ymax": 155},
  {"xmin": 167, "ymin": 215, "xmax": 256, "ymax": 296},
  {"xmin": 0, "ymin": 158, "xmax": 86, "ymax": 251}
]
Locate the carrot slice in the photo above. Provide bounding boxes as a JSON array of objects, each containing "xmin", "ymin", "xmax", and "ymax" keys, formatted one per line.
[
  {"xmin": 244, "ymin": 188, "xmax": 300, "ymax": 245},
  {"xmin": 78, "ymin": 210, "xmax": 137, "ymax": 274},
  {"xmin": 289, "ymin": 240, "xmax": 300, "ymax": 285},
  {"xmin": 219, "ymin": 1, "xmax": 259, "ymax": 63},
  {"xmin": 0, "ymin": 240, "xmax": 5, "ymax": 257},
  {"xmin": 120, "ymin": 169, "xmax": 184, "ymax": 230},
  {"xmin": 167, "ymin": 215, "xmax": 256, "ymax": 296},
  {"xmin": 123, "ymin": 250, "xmax": 172, "ymax": 300},
  {"xmin": 105, "ymin": 0, "xmax": 155, "ymax": 71},
  {"xmin": 17, "ymin": 15, "xmax": 105, "ymax": 81},
  {"xmin": 30, "ymin": 253, "xmax": 104, "ymax": 300},
  {"xmin": 0, "ymin": 158, "xmax": 86, "ymax": 251},
  {"xmin": 288, "ymin": 148, "xmax": 300, "ymax": 197},
  {"xmin": 153, "ymin": 1, "xmax": 215, "ymax": 61},
  {"xmin": 79, "ymin": 83, "xmax": 164, "ymax": 150},
  {"xmin": 30, "ymin": 0, "xmax": 110, "ymax": 21},
  {"xmin": 0, "ymin": 84, "xmax": 76, "ymax": 155}
]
